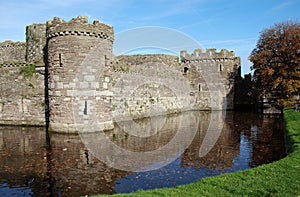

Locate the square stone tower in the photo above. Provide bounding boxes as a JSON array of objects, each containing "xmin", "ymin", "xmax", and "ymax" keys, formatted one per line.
[{"xmin": 180, "ymin": 48, "xmax": 241, "ymax": 110}]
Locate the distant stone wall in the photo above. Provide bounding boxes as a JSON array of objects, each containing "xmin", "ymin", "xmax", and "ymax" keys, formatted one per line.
[
  {"xmin": 114, "ymin": 54, "xmax": 180, "ymax": 70},
  {"xmin": 109, "ymin": 54, "xmax": 191, "ymax": 121},
  {"xmin": 109, "ymin": 59, "xmax": 191, "ymax": 122},
  {"xmin": 181, "ymin": 48, "xmax": 236, "ymax": 60},
  {"xmin": 0, "ymin": 41, "xmax": 26, "ymax": 63},
  {"xmin": 0, "ymin": 63, "xmax": 45, "ymax": 126}
]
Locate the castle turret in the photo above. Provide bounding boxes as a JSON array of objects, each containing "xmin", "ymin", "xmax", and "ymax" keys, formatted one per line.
[
  {"xmin": 180, "ymin": 48, "xmax": 241, "ymax": 110},
  {"xmin": 26, "ymin": 23, "xmax": 47, "ymax": 65},
  {"xmin": 46, "ymin": 16, "xmax": 114, "ymax": 132}
]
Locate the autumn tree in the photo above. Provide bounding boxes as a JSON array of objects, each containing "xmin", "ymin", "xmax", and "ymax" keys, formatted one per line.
[{"xmin": 250, "ymin": 21, "xmax": 300, "ymax": 108}]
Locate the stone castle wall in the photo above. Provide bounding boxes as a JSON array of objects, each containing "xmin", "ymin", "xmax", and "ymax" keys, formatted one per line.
[
  {"xmin": 108, "ymin": 59, "xmax": 191, "ymax": 122},
  {"xmin": 114, "ymin": 54, "xmax": 180, "ymax": 69},
  {"xmin": 0, "ymin": 41, "xmax": 26, "ymax": 63},
  {"xmin": 181, "ymin": 49, "xmax": 240, "ymax": 110},
  {"xmin": 0, "ymin": 63, "xmax": 45, "ymax": 126},
  {"xmin": 0, "ymin": 16, "xmax": 242, "ymax": 132},
  {"xmin": 0, "ymin": 26, "xmax": 46, "ymax": 126}
]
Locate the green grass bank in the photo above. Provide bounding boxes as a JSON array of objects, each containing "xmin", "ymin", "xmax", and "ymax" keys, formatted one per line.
[{"xmin": 95, "ymin": 109, "xmax": 300, "ymax": 197}]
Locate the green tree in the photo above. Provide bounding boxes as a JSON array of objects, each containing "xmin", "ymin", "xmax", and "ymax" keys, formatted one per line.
[{"xmin": 250, "ymin": 21, "xmax": 300, "ymax": 108}]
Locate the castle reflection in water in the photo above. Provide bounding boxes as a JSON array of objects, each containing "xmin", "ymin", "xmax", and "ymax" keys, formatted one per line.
[{"xmin": 0, "ymin": 111, "xmax": 286, "ymax": 196}]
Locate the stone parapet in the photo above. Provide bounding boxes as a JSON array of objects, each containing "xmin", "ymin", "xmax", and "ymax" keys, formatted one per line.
[
  {"xmin": 46, "ymin": 16, "xmax": 114, "ymax": 42},
  {"xmin": 180, "ymin": 48, "xmax": 237, "ymax": 61},
  {"xmin": 115, "ymin": 54, "xmax": 179, "ymax": 66},
  {"xmin": 0, "ymin": 40, "xmax": 26, "ymax": 63}
]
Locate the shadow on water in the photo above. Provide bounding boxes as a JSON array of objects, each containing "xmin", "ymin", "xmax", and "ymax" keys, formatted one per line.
[{"xmin": 0, "ymin": 111, "xmax": 286, "ymax": 196}]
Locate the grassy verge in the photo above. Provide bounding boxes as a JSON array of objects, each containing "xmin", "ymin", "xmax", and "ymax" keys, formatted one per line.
[{"xmin": 95, "ymin": 109, "xmax": 300, "ymax": 197}]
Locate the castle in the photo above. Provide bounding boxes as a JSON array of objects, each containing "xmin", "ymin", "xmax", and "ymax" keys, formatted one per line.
[{"xmin": 0, "ymin": 16, "xmax": 241, "ymax": 133}]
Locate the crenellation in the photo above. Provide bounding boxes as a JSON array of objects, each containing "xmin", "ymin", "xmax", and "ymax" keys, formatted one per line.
[
  {"xmin": 180, "ymin": 48, "xmax": 236, "ymax": 61},
  {"xmin": 46, "ymin": 16, "xmax": 114, "ymax": 42},
  {"xmin": 70, "ymin": 15, "xmax": 88, "ymax": 24},
  {"xmin": 0, "ymin": 40, "xmax": 26, "ymax": 62},
  {"xmin": 47, "ymin": 17, "xmax": 65, "ymax": 26},
  {"xmin": 0, "ymin": 41, "xmax": 26, "ymax": 49}
]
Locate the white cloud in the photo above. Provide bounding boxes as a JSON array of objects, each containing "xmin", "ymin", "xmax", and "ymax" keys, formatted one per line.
[
  {"xmin": 271, "ymin": 0, "xmax": 294, "ymax": 10},
  {"xmin": 129, "ymin": 0, "xmax": 208, "ymax": 23}
]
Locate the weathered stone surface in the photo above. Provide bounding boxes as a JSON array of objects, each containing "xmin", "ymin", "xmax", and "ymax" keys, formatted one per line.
[
  {"xmin": 181, "ymin": 49, "xmax": 241, "ymax": 110},
  {"xmin": 26, "ymin": 24, "xmax": 46, "ymax": 65},
  {"xmin": 0, "ymin": 65, "xmax": 45, "ymax": 126},
  {"xmin": 0, "ymin": 40, "xmax": 26, "ymax": 62}
]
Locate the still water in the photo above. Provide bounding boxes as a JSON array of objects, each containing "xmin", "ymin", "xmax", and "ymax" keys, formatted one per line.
[{"xmin": 0, "ymin": 111, "xmax": 286, "ymax": 196}]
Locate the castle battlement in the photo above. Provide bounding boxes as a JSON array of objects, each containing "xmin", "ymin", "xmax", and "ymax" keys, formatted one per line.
[
  {"xmin": 180, "ymin": 48, "xmax": 237, "ymax": 62},
  {"xmin": 0, "ymin": 41, "xmax": 26, "ymax": 49},
  {"xmin": 46, "ymin": 16, "xmax": 114, "ymax": 42},
  {"xmin": 0, "ymin": 41, "xmax": 26, "ymax": 63}
]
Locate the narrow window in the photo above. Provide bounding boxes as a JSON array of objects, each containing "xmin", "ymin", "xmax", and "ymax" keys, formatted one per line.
[
  {"xmin": 104, "ymin": 55, "xmax": 110, "ymax": 66},
  {"xmin": 84, "ymin": 150, "xmax": 89, "ymax": 165},
  {"xmin": 59, "ymin": 53, "xmax": 62, "ymax": 67},
  {"xmin": 219, "ymin": 64, "xmax": 223, "ymax": 72},
  {"xmin": 198, "ymin": 84, "xmax": 202, "ymax": 91},
  {"xmin": 83, "ymin": 101, "xmax": 87, "ymax": 115},
  {"xmin": 184, "ymin": 67, "xmax": 189, "ymax": 73}
]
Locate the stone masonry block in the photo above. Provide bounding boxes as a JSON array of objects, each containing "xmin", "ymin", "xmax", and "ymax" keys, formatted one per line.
[
  {"xmin": 84, "ymin": 75, "xmax": 96, "ymax": 82},
  {"xmin": 56, "ymin": 82, "xmax": 63, "ymax": 89},
  {"xmin": 80, "ymin": 82, "xmax": 89, "ymax": 89}
]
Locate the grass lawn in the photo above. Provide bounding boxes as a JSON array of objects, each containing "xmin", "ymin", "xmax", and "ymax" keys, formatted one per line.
[{"xmin": 94, "ymin": 109, "xmax": 300, "ymax": 197}]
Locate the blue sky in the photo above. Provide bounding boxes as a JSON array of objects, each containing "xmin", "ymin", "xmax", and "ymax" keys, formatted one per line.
[{"xmin": 0, "ymin": 0, "xmax": 299, "ymax": 74}]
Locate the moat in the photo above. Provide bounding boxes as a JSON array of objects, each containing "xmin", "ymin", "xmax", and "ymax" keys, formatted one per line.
[{"xmin": 0, "ymin": 111, "xmax": 286, "ymax": 197}]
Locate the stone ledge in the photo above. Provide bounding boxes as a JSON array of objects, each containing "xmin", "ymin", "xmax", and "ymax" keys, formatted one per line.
[
  {"xmin": 0, "ymin": 119, "xmax": 45, "ymax": 127},
  {"xmin": 49, "ymin": 121, "xmax": 114, "ymax": 133}
]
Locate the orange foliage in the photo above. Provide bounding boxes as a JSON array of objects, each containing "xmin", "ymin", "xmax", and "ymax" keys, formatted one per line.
[{"xmin": 250, "ymin": 21, "xmax": 300, "ymax": 107}]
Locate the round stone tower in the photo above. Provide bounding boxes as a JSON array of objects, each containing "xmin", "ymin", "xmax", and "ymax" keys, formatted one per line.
[{"xmin": 46, "ymin": 16, "xmax": 114, "ymax": 132}]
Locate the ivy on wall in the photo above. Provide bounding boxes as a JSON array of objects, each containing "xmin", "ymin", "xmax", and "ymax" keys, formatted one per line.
[{"xmin": 19, "ymin": 63, "xmax": 36, "ymax": 78}]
